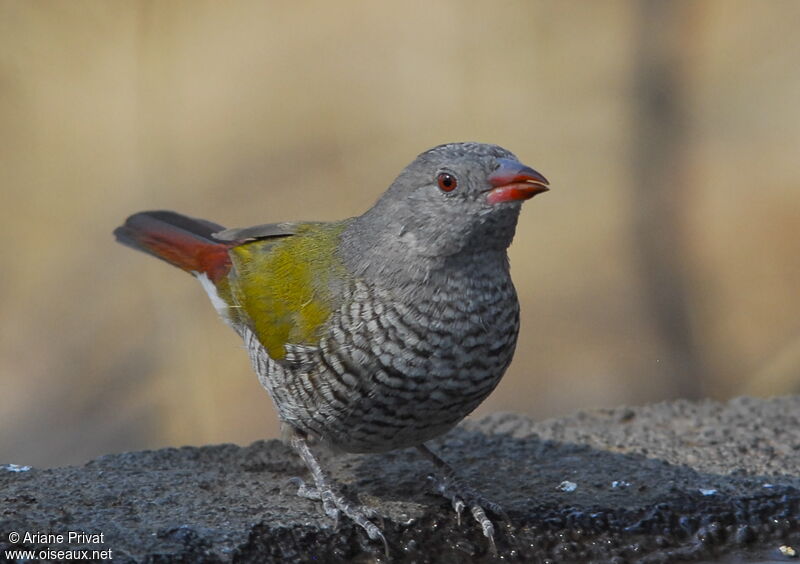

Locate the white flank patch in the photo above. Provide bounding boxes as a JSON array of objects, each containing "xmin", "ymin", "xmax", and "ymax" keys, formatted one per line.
[{"xmin": 194, "ymin": 271, "xmax": 230, "ymax": 320}]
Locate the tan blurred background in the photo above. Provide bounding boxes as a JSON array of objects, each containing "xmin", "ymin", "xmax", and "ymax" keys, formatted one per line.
[{"xmin": 2, "ymin": 1, "xmax": 799, "ymax": 468}]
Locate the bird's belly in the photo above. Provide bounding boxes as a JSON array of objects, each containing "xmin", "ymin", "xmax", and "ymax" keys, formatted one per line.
[
  {"xmin": 309, "ymin": 285, "xmax": 520, "ymax": 452},
  {"xmin": 322, "ymin": 349, "xmax": 514, "ymax": 453}
]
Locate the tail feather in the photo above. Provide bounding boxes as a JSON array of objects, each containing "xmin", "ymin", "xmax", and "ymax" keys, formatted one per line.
[{"xmin": 114, "ymin": 211, "xmax": 232, "ymax": 283}]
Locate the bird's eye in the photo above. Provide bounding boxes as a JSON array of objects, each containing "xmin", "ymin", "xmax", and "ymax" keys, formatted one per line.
[{"xmin": 437, "ymin": 172, "xmax": 457, "ymax": 192}]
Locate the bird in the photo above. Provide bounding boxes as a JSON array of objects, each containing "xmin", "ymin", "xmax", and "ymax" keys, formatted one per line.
[{"xmin": 114, "ymin": 142, "xmax": 549, "ymax": 552}]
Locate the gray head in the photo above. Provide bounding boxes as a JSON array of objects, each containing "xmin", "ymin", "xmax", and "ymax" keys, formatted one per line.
[{"xmin": 341, "ymin": 142, "xmax": 548, "ymax": 279}]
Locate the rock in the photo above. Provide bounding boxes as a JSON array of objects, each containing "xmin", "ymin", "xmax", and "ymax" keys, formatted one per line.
[{"xmin": 2, "ymin": 396, "xmax": 800, "ymax": 562}]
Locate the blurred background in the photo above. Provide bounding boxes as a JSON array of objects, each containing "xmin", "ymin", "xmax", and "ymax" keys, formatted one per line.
[{"xmin": 2, "ymin": 1, "xmax": 799, "ymax": 468}]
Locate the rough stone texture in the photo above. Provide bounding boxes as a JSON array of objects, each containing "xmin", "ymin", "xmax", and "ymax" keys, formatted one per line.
[{"xmin": 2, "ymin": 396, "xmax": 799, "ymax": 563}]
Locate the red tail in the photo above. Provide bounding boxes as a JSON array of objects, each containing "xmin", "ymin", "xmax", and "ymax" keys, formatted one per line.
[{"xmin": 114, "ymin": 211, "xmax": 233, "ymax": 283}]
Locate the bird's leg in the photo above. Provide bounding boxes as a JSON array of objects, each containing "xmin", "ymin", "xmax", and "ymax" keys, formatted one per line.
[
  {"xmin": 417, "ymin": 443, "xmax": 505, "ymax": 553},
  {"xmin": 289, "ymin": 434, "xmax": 388, "ymax": 554}
]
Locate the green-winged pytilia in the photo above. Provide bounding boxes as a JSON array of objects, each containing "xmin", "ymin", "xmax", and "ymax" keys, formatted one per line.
[{"xmin": 114, "ymin": 142, "xmax": 549, "ymax": 552}]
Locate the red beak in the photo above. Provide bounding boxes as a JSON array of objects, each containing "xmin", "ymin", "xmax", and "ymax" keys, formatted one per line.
[{"xmin": 487, "ymin": 158, "xmax": 550, "ymax": 204}]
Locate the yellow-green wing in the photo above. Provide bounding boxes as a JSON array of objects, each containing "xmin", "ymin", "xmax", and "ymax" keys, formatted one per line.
[{"xmin": 228, "ymin": 221, "xmax": 350, "ymax": 360}]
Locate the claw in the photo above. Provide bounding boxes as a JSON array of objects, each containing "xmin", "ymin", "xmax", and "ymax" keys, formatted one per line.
[
  {"xmin": 363, "ymin": 522, "xmax": 390, "ymax": 556},
  {"xmin": 453, "ymin": 497, "xmax": 465, "ymax": 525},
  {"xmin": 486, "ymin": 528, "xmax": 498, "ymax": 555}
]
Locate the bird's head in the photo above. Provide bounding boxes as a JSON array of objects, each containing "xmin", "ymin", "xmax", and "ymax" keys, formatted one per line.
[{"xmin": 348, "ymin": 143, "xmax": 549, "ymax": 263}]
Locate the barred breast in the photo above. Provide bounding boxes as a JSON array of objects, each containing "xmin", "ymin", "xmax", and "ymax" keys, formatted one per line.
[{"xmin": 246, "ymin": 257, "xmax": 520, "ymax": 454}]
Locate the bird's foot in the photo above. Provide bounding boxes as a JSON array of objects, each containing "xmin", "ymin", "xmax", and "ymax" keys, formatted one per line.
[
  {"xmin": 425, "ymin": 472, "xmax": 502, "ymax": 552},
  {"xmin": 418, "ymin": 444, "xmax": 505, "ymax": 554},
  {"xmin": 290, "ymin": 436, "xmax": 388, "ymax": 555},
  {"xmin": 288, "ymin": 476, "xmax": 382, "ymax": 520}
]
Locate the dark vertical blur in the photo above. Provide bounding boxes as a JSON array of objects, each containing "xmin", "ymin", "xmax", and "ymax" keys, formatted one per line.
[{"xmin": 631, "ymin": 0, "xmax": 706, "ymax": 398}]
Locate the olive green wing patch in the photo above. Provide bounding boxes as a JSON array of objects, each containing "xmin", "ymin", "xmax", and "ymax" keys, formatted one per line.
[{"xmin": 228, "ymin": 221, "xmax": 350, "ymax": 361}]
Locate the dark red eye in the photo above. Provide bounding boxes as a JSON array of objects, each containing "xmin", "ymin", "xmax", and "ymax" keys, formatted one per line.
[{"xmin": 437, "ymin": 172, "xmax": 457, "ymax": 192}]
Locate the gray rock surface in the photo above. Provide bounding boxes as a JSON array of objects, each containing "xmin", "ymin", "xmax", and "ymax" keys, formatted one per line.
[{"xmin": 2, "ymin": 396, "xmax": 800, "ymax": 563}]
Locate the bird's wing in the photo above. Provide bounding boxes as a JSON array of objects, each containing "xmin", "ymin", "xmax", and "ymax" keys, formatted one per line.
[
  {"xmin": 213, "ymin": 222, "xmax": 299, "ymax": 242},
  {"xmin": 228, "ymin": 221, "xmax": 351, "ymax": 363}
]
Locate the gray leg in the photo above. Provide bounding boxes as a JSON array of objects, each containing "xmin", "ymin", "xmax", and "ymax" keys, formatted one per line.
[
  {"xmin": 289, "ymin": 435, "xmax": 388, "ymax": 555},
  {"xmin": 417, "ymin": 443, "xmax": 505, "ymax": 553}
]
